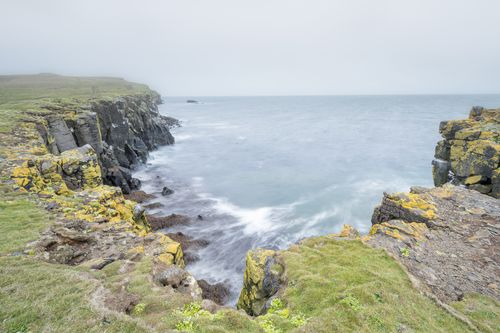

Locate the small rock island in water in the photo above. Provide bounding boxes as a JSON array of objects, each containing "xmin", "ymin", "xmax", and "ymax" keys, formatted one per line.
[{"xmin": 0, "ymin": 74, "xmax": 498, "ymax": 332}]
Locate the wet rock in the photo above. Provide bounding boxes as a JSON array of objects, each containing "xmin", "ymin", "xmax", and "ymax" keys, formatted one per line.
[
  {"xmin": 144, "ymin": 202, "xmax": 163, "ymax": 209},
  {"xmin": 147, "ymin": 214, "xmax": 190, "ymax": 230},
  {"xmin": 161, "ymin": 186, "xmax": 174, "ymax": 196},
  {"xmin": 197, "ymin": 279, "xmax": 230, "ymax": 305},
  {"xmin": 165, "ymin": 232, "xmax": 208, "ymax": 264},
  {"xmin": 124, "ymin": 190, "xmax": 156, "ymax": 203},
  {"xmin": 431, "ymin": 159, "xmax": 451, "ymax": 186}
]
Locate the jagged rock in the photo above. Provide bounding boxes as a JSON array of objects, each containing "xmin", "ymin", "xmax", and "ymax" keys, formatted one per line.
[
  {"xmin": 367, "ymin": 184, "xmax": 500, "ymax": 302},
  {"xmin": 46, "ymin": 115, "xmax": 77, "ymax": 153},
  {"xmin": 237, "ymin": 249, "xmax": 284, "ymax": 315},
  {"xmin": 161, "ymin": 186, "xmax": 174, "ymax": 196},
  {"xmin": 124, "ymin": 190, "xmax": 156, "ymax": 203},
  {"xmin": 197, "ymin": 279, "xmax": 230, "ymax": 305},
  {"xmin": 147, "ymin": 214, "xmax": 190, "ymax": 230},
  {"xmin": 432, "ymin": 107, "xmax": 499, "ymax": 196}
]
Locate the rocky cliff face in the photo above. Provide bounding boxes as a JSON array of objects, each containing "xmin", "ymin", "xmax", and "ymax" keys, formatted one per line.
[
  {"xmin": 37, "ymin": 92, "xmax": 178, "ymax": 194},
  {"xmin": 432, "ymin": 106, "xmax": 499, "ymax": 198}
]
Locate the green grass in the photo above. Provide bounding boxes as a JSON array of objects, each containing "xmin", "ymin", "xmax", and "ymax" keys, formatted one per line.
[
  {"xmin": 0, "ymin": 194, "xmax": 50, "ymax": 255},
  {"xmin": 277, "ymin": 237, "xmax": 475, "ymax": 333},
  {"xmin": 0, "ymin": 74, "xmax": 154, "ymax": 134},
  {"xmin": 451, "ymin": 293, "xmax": 500, "ymax": 333},
  {"xmin": 0, "ymin": 257, "xmax": 148, "ymax": 333}
]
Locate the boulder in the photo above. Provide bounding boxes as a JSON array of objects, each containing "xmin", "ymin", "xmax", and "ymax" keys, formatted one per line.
[{"xmin": 237, "ymin": 249, "xmax": 284, "ymax": 315}]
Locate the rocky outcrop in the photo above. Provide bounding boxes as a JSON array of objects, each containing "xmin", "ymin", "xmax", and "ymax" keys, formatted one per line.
[
  {"xmin": 368, "ymin": 184, "xmax": 500, "ymax": 302},
  {"xmin": 432, "ymin": 106, "xmax": 499, "ymax": 198},
  {"xmin": 237, "ymin": 248, "xmax": 285, "ymax": 315},
  {"xmin": 37, "ymin": 92, "xmax": 178, "ymax": 194}
]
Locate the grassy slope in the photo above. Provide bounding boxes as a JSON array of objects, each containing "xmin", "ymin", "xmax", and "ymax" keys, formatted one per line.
[{"xmin": 279, "ymin": 237, "xmax": 474, "ymax": 332}]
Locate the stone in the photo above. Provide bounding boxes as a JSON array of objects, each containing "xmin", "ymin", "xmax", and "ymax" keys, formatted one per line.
[
  {"xmin": 154, "ymin": 265, "xmax": 188, "ymax": 288},
  {"xmin": 197, "ymin": 279, "xmax": 230, "ymax": 305},
  {"xmin": 161, "ymin": 186, "xmax": 174, "ymax": 196},
  {"xmin": 431, "ymin": 159, "xmax": 450, "ymax": 187},
  {"xmin": 432, "ymin": 107, "xmax": 499, "ymax": 197},
  {"xmin": 464, "ymin": 175, "xmax": 484, "ymax": 185},
  {"xmin": 368, "ymin": 185, "xmax": 500, "ymax": 302},
  {"xmin": 237, "ymin": 249, "xmax": 284, "ymax": 315}
]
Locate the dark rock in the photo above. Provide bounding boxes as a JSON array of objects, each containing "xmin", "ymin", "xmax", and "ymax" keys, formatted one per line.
[
  {"xmin": 46, "ymin": 115, "xmax": 77, "ymax": 153},
  {"xmin": 161, "ymin": 186, "xmax": 174, "ymax": 196},
  {"xmin": 124, "ymin": 190, "xmax": 156, "ymax": 203},
  {"xmin": 186, "ymin": 100, "xmax": 199, "ymax": 104},
  {"xmin": 431, "ymin": 159, "xmax": 450, "ymax": 187},
  {"xmin": 147, "ymin": 214, "xmax": 191, "ymax": 230},
  {"xmin": 197, "ymin": 279, "xmax": 230, "ymax": 305}
]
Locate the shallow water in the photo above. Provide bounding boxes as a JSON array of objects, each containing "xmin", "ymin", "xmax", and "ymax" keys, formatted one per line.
[{"xmin": 134, "ymin": 95, "xmax": 500, "ymax": 303}]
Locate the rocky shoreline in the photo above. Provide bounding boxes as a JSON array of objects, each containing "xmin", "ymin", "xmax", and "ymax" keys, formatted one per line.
[{"xmin": 1, "ymin": 75, "xmax": 498, "ymax": 332}]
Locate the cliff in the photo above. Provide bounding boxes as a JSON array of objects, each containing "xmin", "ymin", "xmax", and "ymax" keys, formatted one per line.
[
  {"xmin": 432, "ymin": 106, "xmax": 500, "ymax": 198},
  {"xmin": 237, "ymin": 108, "xmax": 500, "ymax": 332},
  {"xmin": 2, "ymin": 78, "xmax": 498, "ymax": 333}
]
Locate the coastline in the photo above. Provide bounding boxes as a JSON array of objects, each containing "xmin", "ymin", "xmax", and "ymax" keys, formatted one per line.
[{"xmin": 1, "ymin": 75, "xmax": 498, "ymax": 333}]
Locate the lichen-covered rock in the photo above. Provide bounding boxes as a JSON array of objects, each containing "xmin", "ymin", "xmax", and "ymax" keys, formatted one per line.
[
  {"xmin": 432, "ymin": 107, "xmax": 500, "ymax": 197},
  {"xmin": 11, "ymin": 144, "xmax": 102, "ymax": 194},
  {"xmin": 367, "ymin": 184, "xmax": 500, "ymax": 302},
  {"xmin": 237, "ymin": 248, "xmax": 284, "ymax": 316}
]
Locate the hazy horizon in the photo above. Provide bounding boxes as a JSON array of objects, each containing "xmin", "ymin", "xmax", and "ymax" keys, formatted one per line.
[{"xmin": 1, "ymin": 0, "xmax": 499, "ymax": 96}]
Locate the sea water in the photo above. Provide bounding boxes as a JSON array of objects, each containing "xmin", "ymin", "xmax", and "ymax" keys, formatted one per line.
[{"xmin": 134, "ymin": 95, "xmax": 500, "ymax": 303}]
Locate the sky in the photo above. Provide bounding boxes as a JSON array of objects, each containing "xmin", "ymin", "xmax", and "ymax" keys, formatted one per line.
[{"xmin": 1, "ymin": 0, "xmax": 499, "ymax": 96}]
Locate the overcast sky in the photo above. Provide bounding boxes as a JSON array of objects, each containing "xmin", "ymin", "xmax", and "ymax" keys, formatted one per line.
[{"xmin": 1, "ymin": 0, "xmax": 499, "ymax": 96}]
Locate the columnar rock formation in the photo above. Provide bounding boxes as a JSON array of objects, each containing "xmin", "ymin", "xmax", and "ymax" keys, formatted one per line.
[
  {"xmin": 35, "ymin": 93, "xmax": 178, "ymax": 194},
  {"xmin": 432, "ymin": 106, "xmax": 499, "ymax": 198}
]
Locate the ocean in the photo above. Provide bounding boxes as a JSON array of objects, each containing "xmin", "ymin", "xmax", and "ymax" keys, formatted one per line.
[{"xmin": 134, "ymin": 94, "xmax": 500, "ymax": 303}]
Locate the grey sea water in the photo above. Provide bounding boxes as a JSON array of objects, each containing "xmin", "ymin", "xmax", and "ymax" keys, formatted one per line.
[{"xmin": 134, "ymin": 95, "xmax": 500, "ymax": 303}]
